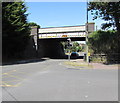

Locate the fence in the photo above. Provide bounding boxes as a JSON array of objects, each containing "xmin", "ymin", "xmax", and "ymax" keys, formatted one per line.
[{"xmin": 90, "ymin": 53, "xmax": 120, "ymax": 64}]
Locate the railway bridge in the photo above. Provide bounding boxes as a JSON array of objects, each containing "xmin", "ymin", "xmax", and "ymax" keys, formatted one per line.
[{"xmin": 30, "ymin": 23, "xmax": 95, "ymax": 58}]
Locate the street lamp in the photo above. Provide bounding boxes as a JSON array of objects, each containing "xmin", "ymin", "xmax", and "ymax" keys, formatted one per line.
[
  {"xmin": 86, "ymin": 1, "xmax": 89, "ymax": 64},
  {"xmin": 67, "ymin": 38, "xmax": 71, "ymax": 61}
]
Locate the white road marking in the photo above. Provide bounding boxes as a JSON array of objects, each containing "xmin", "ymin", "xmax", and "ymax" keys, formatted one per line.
[{"xmin": 85, "ymin": 95, "xmax": 88, "ymax": 98}]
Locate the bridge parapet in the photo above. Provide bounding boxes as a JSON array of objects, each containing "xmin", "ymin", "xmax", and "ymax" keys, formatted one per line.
[
  {"xmin": 38, "ymin": 23, "xmax": 95, "ymax": 39},
  {"xmin": 39, "ymin": 25, "xmax": 85, "ymax": 34}
]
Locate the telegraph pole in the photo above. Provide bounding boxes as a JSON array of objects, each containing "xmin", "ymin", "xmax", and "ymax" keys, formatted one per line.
[{"xmin": 86, "ymin": 1, "xmax": 89, "ymax": 65}]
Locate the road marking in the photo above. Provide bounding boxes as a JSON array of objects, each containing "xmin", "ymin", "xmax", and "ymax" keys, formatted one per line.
[
  {"xmin": 2, "ymin": 68, "xmax": 28, "ymax": 88},
  {"xmin": 2, "ymin": 70, "xmax": 17, "ymax": 75},
  {"xmin": 2, "ymin": 75, "xmax": 12, "ymax": 78},
  {"xmin": 6, "ymin": 74, "xmax": 24, "ymax": 80},
  {"xmin": 1, "ymin": 83, "xmax": 21, "ymax": 87},
  {"xmin": 85, "ymin": 95, "xmax": 88, "ymax": 98},
  {"xmin": 2, "ymin": 81, "xmax": 11, "ymax": 87},
  {"xmin": 1, "ymin": 64, "xmax": 52, "ymax": 87},
  {"xmin": 1, "ymin": 81, "xmax": 21, "ymax": 87},
  {"xmin": 3, "ymin": 80, "xmax": 21, "ymax": 83},
  {"xmin": 2, "ymin": 73, "xmax": 8, "ymax": 75},
  {"xmin": 59, "ymin": 63, "xmax": 62, "ymax": 65}
]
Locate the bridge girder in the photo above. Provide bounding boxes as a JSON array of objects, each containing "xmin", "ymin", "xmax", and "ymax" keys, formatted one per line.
[{"xmin": 38, "ymin": 37, "xmax": 85, "ymax": 41}]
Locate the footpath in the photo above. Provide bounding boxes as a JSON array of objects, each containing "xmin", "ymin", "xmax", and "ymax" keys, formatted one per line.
[{"xmin": 64, "ymin": 59, "xmax": 119, "ymax": 70}]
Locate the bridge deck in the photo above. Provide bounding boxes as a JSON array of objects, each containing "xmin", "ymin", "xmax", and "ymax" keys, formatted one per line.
[{"xmin": 38, "ymin": 25, "xmax": 86, "ymax": 39}]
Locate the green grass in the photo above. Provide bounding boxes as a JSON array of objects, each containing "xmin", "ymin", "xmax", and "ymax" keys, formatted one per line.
[
  {"xmin": 91, "ymin": 57, "xmax": 107, "ymax": 63},
  {"xmin": 64, "ymin": 61, "xmax": 93, "ymax": 68}
]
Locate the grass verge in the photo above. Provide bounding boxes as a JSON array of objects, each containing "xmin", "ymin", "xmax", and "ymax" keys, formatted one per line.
[{"xmin": 64, "ymin": 61, "xmax": 93, "ymax": 69}]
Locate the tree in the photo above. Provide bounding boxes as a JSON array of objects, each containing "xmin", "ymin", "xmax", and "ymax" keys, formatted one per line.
[
  {"xmin": 88, "ymin": 30, "xmax": 118, "ymax": 54},
  {"xmin": 88, "ymin": 1, "xmax": 120, "ymax": 34},
  {"xmin": 88, "ymin": 30, "xmax": 120, "ymax": 63},
  {"xmin": 2, "ymin": 2, "xmax": 30, "ymax": 59},
  {"xmin": 71, "ymin": 42, "xmax": 82, "ymax": 52},
  {"xmin": 28, "ymin": 22, "xmax": 40, "ymax": 28},
  {"xmin": 62, "ymin": 41, "xmax": 84, "ymax": 53}
]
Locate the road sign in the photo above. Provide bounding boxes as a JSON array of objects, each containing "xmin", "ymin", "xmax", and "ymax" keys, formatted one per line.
[{"xmin": 88, "ymin": 53, "xmax": 90, "ymax": 56}]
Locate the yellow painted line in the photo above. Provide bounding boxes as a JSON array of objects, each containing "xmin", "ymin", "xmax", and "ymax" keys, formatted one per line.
[
  {"xmin": 2, "ymin": 81, "xmax": 11, "ymax": 87},
  {"xmin": 11, "ymin": 70, "xmax": 27, "ymax": 74},
  {"xmin": 1, "ymin": 81, "xmax": 21, "ymax": 87},
  {"xmin": 2, "ymin": 70, "xmax": 17, "ymax": 75},
  {"xmin": 2, "ymin": 75, "xmax": 23, "ymax": 80},
  {"xmin": 2, "ymin": 73, "xmax": 8, "ymax": 75},
  {"xmin": 5, "ymin": 74, "xmax": 24, "ymax": 80},
  {"xmin": 3, "ymin": 80, "xmax": 21, "ymax": 83},
  {"xmin": 2, "ymin": 76, "xmax": 11, "ymax": 78},
  {"xmin": 0, "ymin": 83, "xmax": 21, "ymax": 87},
  {"xmin": 0, "ymin": 85, "xmax": 11, "ymax": 87},
  {"xmin": 7, "ymin": 70, "xmax": 17, "ymax": 73},
  {"xmin": 2, "ymin": 70, "xmax": 27, "ymax": 76}
]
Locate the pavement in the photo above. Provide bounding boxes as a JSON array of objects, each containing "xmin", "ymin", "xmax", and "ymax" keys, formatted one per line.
[{"xmin": 64, "ymin": 59, "xmax": 118, "ymax": 70}]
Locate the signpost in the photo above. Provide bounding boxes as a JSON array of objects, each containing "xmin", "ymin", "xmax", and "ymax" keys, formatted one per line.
[
  {"xmin": 88, "ymin": 52, "xmax": 90, "ymax": 57},
  {"xmin": 67, "ymin": 38, "xmax": 71, "ymax": 61}
]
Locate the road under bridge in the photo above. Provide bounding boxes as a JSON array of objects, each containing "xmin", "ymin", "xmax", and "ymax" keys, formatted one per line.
[{"xmin": 30, "ymin": 23, "xmax": 95, "ymax": 58}]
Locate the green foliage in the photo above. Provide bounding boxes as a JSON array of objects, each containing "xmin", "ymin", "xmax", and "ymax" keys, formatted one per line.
[
  {"xmin": 71, "ymin": 42, "xmax": 81, "ymax": 52},
  {"xmin": 88, "ymin": 30, "xmax": 118, "ymax": 54},
  {"xmin": 28, "ymin": 22, "xmax": 40, "ymax": 28},
  {"xmin": 61, "ymin": 42, "xmax": 68, "ymax": 49},
  {"xmin": 2, "ymin": 2, "xmax": 30, "ymax": 59},
  {"xmin": 62, "ymin": 41, "xmax": 84, "ymax": 53},
  {"xmin": 88, "ymin": 2, "xmax": 120, "ymax": 33}
]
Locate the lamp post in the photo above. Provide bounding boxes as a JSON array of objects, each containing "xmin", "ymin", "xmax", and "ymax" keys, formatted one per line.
[
  {"xmin": 67, "ymin": 38, "xmax": 71, "ymax": 61},
  {"xmin": 86, "ymin": 1, "xmax": 89, "ymax": 65}
]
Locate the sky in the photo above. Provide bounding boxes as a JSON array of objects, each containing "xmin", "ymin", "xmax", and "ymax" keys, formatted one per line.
[{"xmin": 25, "ymin": 2, "xmax": 105, "ymax": 29}]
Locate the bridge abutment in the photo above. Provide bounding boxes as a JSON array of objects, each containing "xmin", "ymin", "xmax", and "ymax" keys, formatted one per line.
[{"xmin": 37, "ymin": 39, "xmax": 65, "ymax": 58}]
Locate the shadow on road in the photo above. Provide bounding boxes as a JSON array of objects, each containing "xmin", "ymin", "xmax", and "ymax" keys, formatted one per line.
[
  {"xmin": 2, "ymin": 58, "xmax": 48, "ymax": 66},
  {"xmin": 2, "ymin": 55, "xmax": 84, "ymax": 66},
  {"xmin": 50, "ymin": 55, "xmax": 84, "ymax": 59}
]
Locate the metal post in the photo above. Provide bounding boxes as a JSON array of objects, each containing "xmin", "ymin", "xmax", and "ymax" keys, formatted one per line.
[
  {"xmin": 67, "ymin": 38, "xmax": 71, "ymax": 61},
  {"xmin": 86, "ymin": 1, "xmax": 89, "ymax": 65},
  {"xmin": 68, "ymin": 49, "xmax": 70, "ymax": 61}
]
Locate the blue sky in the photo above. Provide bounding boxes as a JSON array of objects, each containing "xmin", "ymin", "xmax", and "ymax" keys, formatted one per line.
[{"xmin": 25, "ymin": 2, "xmax": 105, "ymax": 29}]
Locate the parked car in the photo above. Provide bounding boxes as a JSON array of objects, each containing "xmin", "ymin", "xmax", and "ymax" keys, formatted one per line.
[{"xmin": 70, "ymin": 52, "xmax": 79, "ymax": 59}]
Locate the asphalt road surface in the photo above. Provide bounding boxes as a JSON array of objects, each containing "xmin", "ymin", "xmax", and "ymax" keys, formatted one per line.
[{"xmin": 2, "ymin": 59, "xmax": 118, "ymax": 101}]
